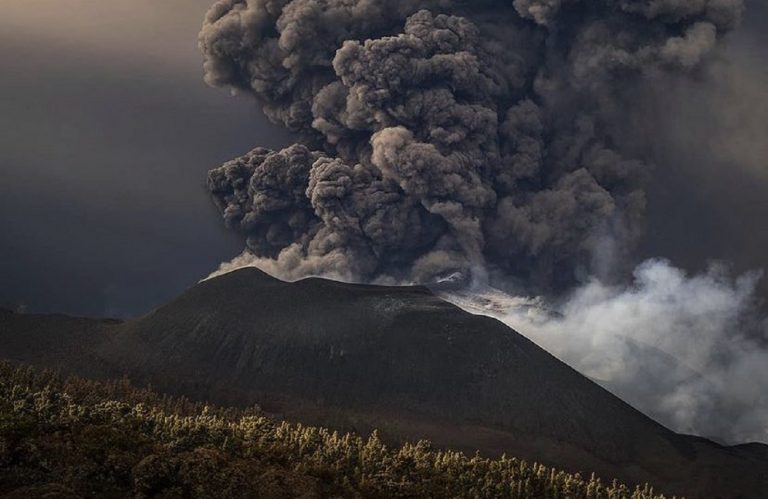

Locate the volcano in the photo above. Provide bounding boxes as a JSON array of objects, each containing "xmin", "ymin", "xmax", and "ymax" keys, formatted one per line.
[{"xmin": 1, "ymin": 268, "xmax": 766, "ymax": 497}]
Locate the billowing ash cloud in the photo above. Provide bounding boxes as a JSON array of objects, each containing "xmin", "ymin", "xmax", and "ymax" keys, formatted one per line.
[
  {"xmin": 197, "ymin": 0, "xmax": 768, "ymax": 445},
  {"xmin": 200, "ymin": 0, "xmax": 743, "ymax": 290}
]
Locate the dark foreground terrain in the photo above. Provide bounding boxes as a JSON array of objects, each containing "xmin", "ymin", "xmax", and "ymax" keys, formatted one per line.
[
  {"xmin": 0, "ymin": 362, "xmax": 663, "ymax": 498},
  {"xmin": 1, "ymin": 268, "xmax": 766, "ymax": 497}
]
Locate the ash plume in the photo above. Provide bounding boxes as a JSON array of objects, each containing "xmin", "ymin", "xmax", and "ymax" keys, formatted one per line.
[
  {"xmin": 197, "ymin": 0, "xmax": 768, "ymax": 445},
  {"xmin": 201, "ymin": 0, "xmax": 743, "ymax": 290}
]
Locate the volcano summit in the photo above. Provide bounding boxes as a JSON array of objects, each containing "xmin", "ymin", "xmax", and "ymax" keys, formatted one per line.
[{"xmin": 1, "ymin": 268, "xmax": 766, "ymax": 497}]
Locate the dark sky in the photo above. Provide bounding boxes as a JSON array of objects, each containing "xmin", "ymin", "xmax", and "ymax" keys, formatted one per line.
[
  {"xmin": 0, "ymin": 0, "xmax": 292, "ymax": 317},
  {"xmin": 0, "ymin": 0, "xmax": 766, "ymax": 318},
  {"xmin": 638, "ymin": 2, "xmax": 768, "ymax": 299}
]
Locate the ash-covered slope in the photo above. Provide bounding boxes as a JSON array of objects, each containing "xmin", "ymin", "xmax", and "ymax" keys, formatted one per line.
[{"xmin": 1, "ymin": 269, "xmax": 767, "ymax": 497}]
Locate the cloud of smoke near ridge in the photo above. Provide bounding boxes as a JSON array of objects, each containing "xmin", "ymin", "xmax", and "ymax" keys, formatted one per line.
[
  {"xmin": 199, "ymin": 0, "xmax": 744, "ymax": 291},
  {"xmin": 443, "ymin": 259, "xmax": 768, "ymax": 444},
  {"xmin": 197, "ymin": 0, "xmax": 768, "ymax": 445}
]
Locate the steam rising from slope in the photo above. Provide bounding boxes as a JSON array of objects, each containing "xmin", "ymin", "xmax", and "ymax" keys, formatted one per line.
[
  {"xmin": 200, "ymin": 0, "xmax": 743, "ymax": 289},
  {"xmin": 443, "ymin": 259, "xmax": 768, "ymax": 444}
]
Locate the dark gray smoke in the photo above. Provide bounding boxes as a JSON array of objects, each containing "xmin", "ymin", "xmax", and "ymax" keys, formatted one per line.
[
  {"xmin": 200, "ymin": 0, "xmax": 743, "ymax": 290},
  {"xmin": 197, "ymin": 0, "xmax": 768, "ymax": 444}
]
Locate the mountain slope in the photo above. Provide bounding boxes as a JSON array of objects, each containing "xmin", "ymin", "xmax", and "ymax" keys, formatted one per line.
[{"xmin": 1, "ymin": 268, "xmax": 766, "ymax": 497}]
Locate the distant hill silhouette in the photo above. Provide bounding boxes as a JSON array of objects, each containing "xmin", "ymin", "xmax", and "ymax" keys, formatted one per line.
[{"xmin": 1, "ymin": 268, "xmax": 766, "ymax": 497}]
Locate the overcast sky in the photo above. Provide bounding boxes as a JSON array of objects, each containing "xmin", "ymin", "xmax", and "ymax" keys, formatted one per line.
[
  {"xmin": 0, "ymin": 0, "xmax": 291, "ymax": 317},
  {"xmin": 638, "ymin": 2, "xmax": 768, "ymax": 300},
  {"xmin": 0, "ymin": 0, "xmax": 765, "ymax": 318}
]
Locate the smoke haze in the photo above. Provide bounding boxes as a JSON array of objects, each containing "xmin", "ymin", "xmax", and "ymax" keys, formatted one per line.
[
  {"xmin": 636, "ymin": 21, "xmax": 768, "ymax": 300},
  {"xmin": 443, "ymin": 259, "xmax": 768, "ymax": 444}
]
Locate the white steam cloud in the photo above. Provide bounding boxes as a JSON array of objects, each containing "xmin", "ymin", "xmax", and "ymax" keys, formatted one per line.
[{"xmin": 444, "ymin": 259, "xmax": 768, "ymax": 444}]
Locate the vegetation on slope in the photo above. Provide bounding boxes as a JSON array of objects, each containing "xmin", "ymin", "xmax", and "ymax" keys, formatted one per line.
[{"xmin": 0, "ymin": 362, "xmax": 671, "ymax": 498}]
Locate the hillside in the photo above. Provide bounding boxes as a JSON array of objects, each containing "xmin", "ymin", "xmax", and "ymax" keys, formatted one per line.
[
  {"xmin": 1, "ymin": 268, "xmax": 767, "ymax": 497},
  {"xmin": 0, "ymin": 362, "xmax": 664, "ymax": 498}
]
